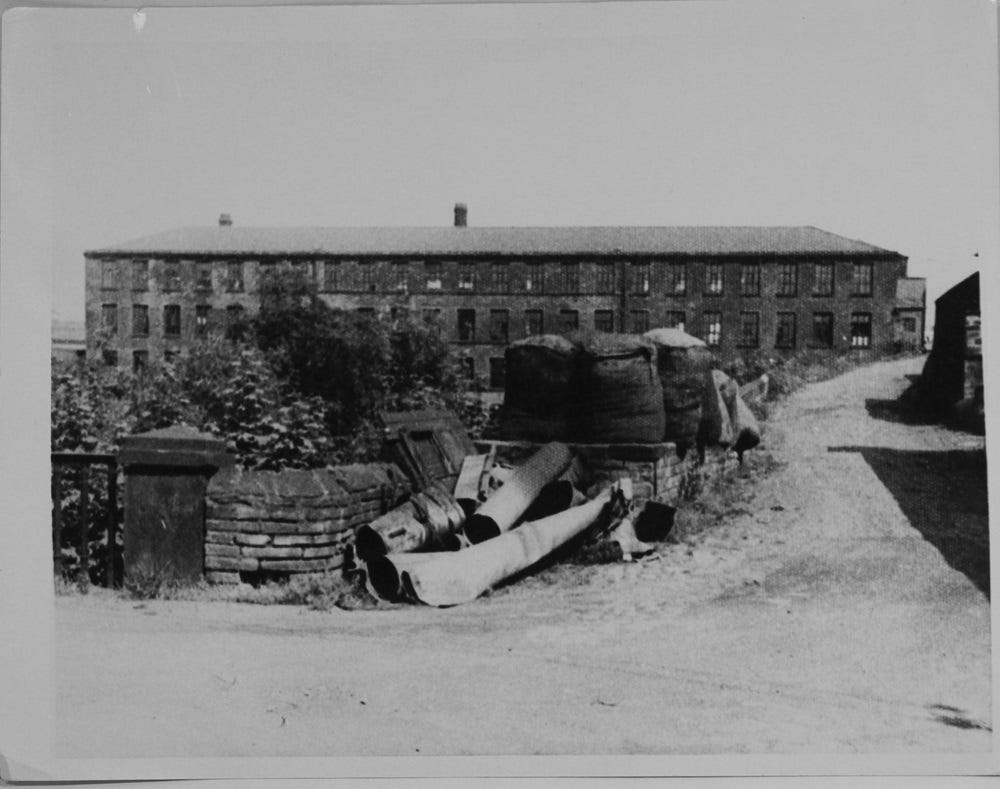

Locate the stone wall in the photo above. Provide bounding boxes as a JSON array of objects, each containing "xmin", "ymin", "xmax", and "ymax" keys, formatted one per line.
[
  {"xmin": 479, "ymin": 440, "xmax": 739, "ymax": 509},
  {"xmin": 204, "ymin": 463, "xmax": 411, "ymax": 583}
]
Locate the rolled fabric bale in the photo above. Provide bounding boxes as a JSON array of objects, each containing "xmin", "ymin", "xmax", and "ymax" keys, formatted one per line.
[
  {"xmin": 464, "ymin": 441, "xmax": 574, "ymax": 544},
  {"xmin": 570, "ymin": 332, "xmax": 666, "ymax": 444},
  {"xmin": 697, "ymin": 369, "xmax": 734, "ymax": 449},
  {"xmin": 731, "ymin": 392, "xmax": 761, "ymax": 460},
  {"xmin": 644, "ymin": 328, "xmax": 713, "ymax": 451},
  {"xmin": 498, "ymin": 334, "xmax": 580, "ymax": 442}
]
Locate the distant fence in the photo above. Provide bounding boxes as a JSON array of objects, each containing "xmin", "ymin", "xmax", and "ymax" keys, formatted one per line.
[{"xmin": 51, "ymin": 452, "xmax": 120, "ymax": 587}]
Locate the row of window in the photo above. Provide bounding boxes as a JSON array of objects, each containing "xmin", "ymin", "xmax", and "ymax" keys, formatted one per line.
[
  {"xmin": 101, "ymin": 303, "xmax": 244, "ymax": 338},
  {"xmin": 100, "ymin": 258, "xmax": 877, "ymax": 298}
]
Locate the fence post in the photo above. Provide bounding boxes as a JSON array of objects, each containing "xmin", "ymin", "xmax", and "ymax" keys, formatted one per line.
[
  {"xmin": 79, "ymin": 465, "xmax": 90, "ymax": 584},
  {"xmin": 52, "ymin": 464, "xmax": 62, "ymax": 578},
  {"xmin": 106, "ymin": 461, "xmax": 118, "ymax": 588}
]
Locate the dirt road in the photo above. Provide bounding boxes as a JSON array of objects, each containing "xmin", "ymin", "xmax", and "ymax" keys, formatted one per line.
[{"xmin": 55, "ymin": 357, "xmax": 991, "ymax": 757}]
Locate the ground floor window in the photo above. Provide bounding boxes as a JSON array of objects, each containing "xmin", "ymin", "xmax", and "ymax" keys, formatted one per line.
[
  {"xmin": 489, "ymin": 357, "xmax": 505, "ymax": 389},
  {"xmin": 195, "ymin": 305, "xmax": 210, "ymax": 337},
  {"xmin": 703, "ymin": 311, "xmax": 722, "ymax": 347},
  {"xmin": 102, "ymin": 348, "xmax": 118, "ymax": 367},
  {"xmin": 812, "ymin": 312, "xmax": 834, "ymax": 347},
  {"xmin": 851, "ymin": 312, "xmax": 872, "ymax": 348},
  {"xmin": 489, "ymin": 310, "xmax": 510, "ymax": 343},
  {"xmin": 132, "ymin": 350, "xmax": 148, "ymax": 373},
  {"xmin": 559, "ymin": 310, "xmax": 579, "ymax": 334},
  {"xmin": 738, "ymin": 312, "xmax": 760, "ymax": 348},
  {"xmin": 664, "ymin": 311, "xmax": 686, "ymax": 332},
  {"xmin": 902, "ymin": 316, "xmax": 917, "ymax": 332},
  {"xmin": 594, "ymin": 309, "xmax": 614, "ymax": 333},
  {"xmin": 525, "ymin": 309, "xmax": 543, "ymax": 337},
  {"xmin": 629, "ymin": 310, "xmax": 650, "ymax": 334},
  {"xmin": 775, "ymin": 312, "xmax": 797, "ymax": 349}
]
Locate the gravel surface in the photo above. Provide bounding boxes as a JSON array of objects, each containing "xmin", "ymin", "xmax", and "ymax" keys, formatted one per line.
[{"xmin": 55, "ymin": 356, "xmax": 991, "ymax": 757}]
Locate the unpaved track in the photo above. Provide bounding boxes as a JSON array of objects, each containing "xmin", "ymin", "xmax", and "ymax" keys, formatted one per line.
[{"xmin": 56, "ymin": 357, "xmax": 991, "ymax": 756}]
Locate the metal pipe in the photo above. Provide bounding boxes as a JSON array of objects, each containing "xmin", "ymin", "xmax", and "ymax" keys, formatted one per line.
[
  {"xmin": 396, "ymin": 486, "xmax": 620, "ymax": 607},
  {"xmin": 464, "ymin": 442, "xmax": 573, "ymax": 544},
  {"xmin": 354, "ymin": 482, "xmax": 466, "ymax": 561},
  {"xmin": 365, "ymin": 551, "xmax": 443, "ymax": 602}
]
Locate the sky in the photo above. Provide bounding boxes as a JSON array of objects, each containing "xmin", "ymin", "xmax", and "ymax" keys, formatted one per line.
[{"xmin": 2, "ymin": 0, "xmax": 998, "ymax": 327}]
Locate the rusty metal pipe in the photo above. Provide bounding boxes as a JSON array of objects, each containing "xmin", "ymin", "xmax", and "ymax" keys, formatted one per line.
[
  {"xmin": 355, "ymin": 482, "xmax": 466, "ymax": 561},
  {"xmin": 464, "ymin": 442, "xmax": 574, "ymax": 544},
  {"xmin": 365, "ymin": 551, "xmax": 443, "ymax": 601},
  {"xmin": 395, "ymin": 486, "xmax": 620, "ymax": 606}
]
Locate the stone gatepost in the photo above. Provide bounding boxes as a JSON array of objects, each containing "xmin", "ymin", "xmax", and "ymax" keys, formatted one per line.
[{"xmin": 118, "ymin": 425, "xmax": 234, "ymax": 584}]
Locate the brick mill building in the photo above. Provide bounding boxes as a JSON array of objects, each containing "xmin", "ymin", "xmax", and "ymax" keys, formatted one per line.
[{"xmin": 85, "ymin": 205, "xmax": 921, "ymax": 388}]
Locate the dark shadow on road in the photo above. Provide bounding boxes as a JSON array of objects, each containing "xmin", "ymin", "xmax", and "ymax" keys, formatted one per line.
[
  {"xmin": 828, "ymin": 446, "xmax": 990, "ymax": 598},
  {"xmin": 865, "ymin": 398, "xmax": 940, "ymax": 425}
]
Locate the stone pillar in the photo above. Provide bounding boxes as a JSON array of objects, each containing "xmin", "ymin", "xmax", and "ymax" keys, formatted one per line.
[{"xmin": 118, "ymin": 426, "xmax": 234, "ymax": 584}]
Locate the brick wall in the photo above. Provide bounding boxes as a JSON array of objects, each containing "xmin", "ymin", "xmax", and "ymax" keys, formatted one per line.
[
  {"xmin": 479, "ymin": 440, "xmax": 739, "ymax": 509},
  {"xmin": 203, "ymin": 462, "xmax": 411, "ymax": 583}
]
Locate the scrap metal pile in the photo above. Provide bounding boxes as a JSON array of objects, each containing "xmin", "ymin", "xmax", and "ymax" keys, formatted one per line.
[
  {"xmin": 351, "ymin": 330, "xmax": 764, "ymax": 607},
  {"xmin": 353, "ymin": 441, "xmax": 650, "ymax": 607}
]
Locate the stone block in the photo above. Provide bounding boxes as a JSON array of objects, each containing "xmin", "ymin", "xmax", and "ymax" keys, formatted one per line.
[
  {"xmin": 205, "ymin": 571, "xmax": 241, "ymax": 585},
  {"xmin": 240, "ymin": 545, "xmax": 304, "ymax": 560},
  {"xmin": 301, "ymin": 545, "xmax": 343, "ymax": 559},
  {"xmin": 205, "ymin": 543, "xmax": 241, "ymax": 558},
  {"xmin": 259, "ymin": 557, "xmax": 343, "ymax": 573},
  {"xmin": 205, "ymin": 531, "xmax": 235, "ymax": 545},
  {"xmin": 234, "ymin": 533, "xmax": 271, "ymax": 547},
  {"xmin": 205, "ymin": 556, "xmax": 259, "ymax": 572}
]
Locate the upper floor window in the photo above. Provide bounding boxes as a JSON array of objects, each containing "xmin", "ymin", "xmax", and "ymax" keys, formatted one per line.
[
  {"xmin": 164, "ymin": 261, "xmax": 182, "ymax": 292},
  {"xmin": 740, "ymin": 263, "xmax": 761, "ymax": 297},
  {"xmin": 457, "ymin": 308, "xmax": 476, "ymax": 342},
  {"xmin": 596, "ymin": 263, "xmax": 616, "ymax": 294},
  {"xmin": 101, "ymin": 260, "xmax": 118, "ymax": 290},
  {"xmin": 525, "ymin": 309, "xmax": 543, "ymax": 336},
  {"xmin": 132, "ymin": 304, "xmax": 149, "ymax": 337},
  {"xmin": 775, "ymin": 312, "xmax": 797, "ymax": 348},
  {"xmin": 813, "ymin": 263, "xmax": 834, "ymax": 296},
  {"xmin": 738, "ymin": 312, "xmax": 760, "ymax": 347},
  {"xmin": 561, "ymin": 262, "xmax": 580, "ymax": 293},
  {"xmin": 422, "ymin": 308, "xmax": 441, "ymax": 324},
  {"xmin": 101, "ymin": 303, "xmax": 118, "ymax": 335},
  {"xmin": 132, "ymin": 260, "xmax": 148, "ymax": 291},
  {"xmin": 195, "ymin": 305, "xmax": 211, "ymax": 337},
  {"xmin": 665, "ymin": 262, "xmax": 687, "ymax": 296},
  {"xmin": 457, "ymin": 262, "xmax": 476, "ymax": 291},
  {"xmin": 594, "ymin": 309, "xmax": 615, "ymax": 333},
  {"xmin": 164, "ymin": 305, "xmax": 181, "ymax": 338},
  {"xmin": 525, "ymin": 263, "xmax": 543, "ymax": 294},
  {"xmin": 489, "ymin": 309, "xmax": 510, "ymax": 343},
  {"xmin": 852, "ymin": 262, "xmax": 873, "ymax": 296},
  {"xmin": 629, "ymin": 310, "xmax": 650, "ymax": 334},
  {"xmin": 196, "ymin": 262, "xmax": 212, "ymax": 291},
  {"xmin": 320, "ymin": 260, "xmax": 338, "ymax": 292},
  {"xmin": 664, "ymin": 311, "xmax": 686, "ymax": 332},
  {"xmin": 631, "ymin": 262, "xmax": 650, "ymax": 294},
  {"xmin": 703, "ymin": 311, "xmax": 722, "ymax": 347},
  {"xmin": 490, "ymin": 262, "xmax": 509, "ymax": 294},
  {"xmin": 705, "ymin": 263, "xmax": 724, "ymax": 295},
  {"xmin": 227, "ymin": 261, "xmax": 245, "ymax": 293},
  {"xmin": 358, "ymin": 261, "xmax": 376, "ymax": 292},
  {"xmin": 850, "ymin": 312, "xmax": 872, "ymax": 348},
  {"xmin": 777, "ymin": 262, "xmax": 798, "ymax": 297},
  {"xmin": 425, "ymin": 261, "xmax": 443, "ymax": 291},
  {"xmin": 393, "ymin": 261, "xmax": 409, "ymax": 292}
]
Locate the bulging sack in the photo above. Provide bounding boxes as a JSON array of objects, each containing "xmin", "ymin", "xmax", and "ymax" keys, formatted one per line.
[
  {"xmin": 698, "ymin": 369, "xmax": 735, "ymax": 449},
  {"xmin": 570, "ymin": 332, "xmax": 666, "ymax": 444},
  {"xmin": 498, "ymin": 334, "xmax": 579, "ymax": 441},
  {"xmin": 644, "ymin": 328, "xmax": 714, "ymax": 449}
]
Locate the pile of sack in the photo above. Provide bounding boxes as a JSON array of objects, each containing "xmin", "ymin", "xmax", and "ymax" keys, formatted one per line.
[{"xmin": 498, "ymin": 328, "xmax": 760, "ymax": 458}]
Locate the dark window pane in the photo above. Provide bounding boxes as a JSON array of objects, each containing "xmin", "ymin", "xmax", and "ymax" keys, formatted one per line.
[
  {"xmin": 813, "ymin": 263, "xmax": 834, "ymax": 296},
  {"xmin": 525, "ymin": 309, "xmax": 543, "ymax": 336},
  {"xmin": 666, "ymin": 263, "xmax": 686, "ymax": 295},
  {"xmin": 164, "ymin": 305, "xmax": 181, "ymax": 337},
  {"xmin": 594, "ymin": 309, "xmax": 614, "ymax": 332},
  {"xmin": 132, "ymin": 350, "xmax": 148, "ymax": 373},
  {"xmin": 705, "ymin": 263, "xmax": 724, "ymax": 295},
  {"xmin": 489, "ymin": 309, "xmax": 509, "ymax": 343},
  {"xmin": 596, "ymin": 263, "xmax": 616, "ymax": 294},
  {"xmin": 777, "ymin": 263, "xmax": 798, "ymax": 296},
  {"xmin": 425, "ymin": 261, "xmax": 442, "ymax": 290},
  {"xmin": 132, "ymin": 305, "xmax": 149, "ymax": 337},
  {"xmin": 850, "ymin": 312, "xmax": 872, "ymax": 347},
  {"xmin": 703, "ymin": 312, "xmax": 722, "ymax": 346},
  {"xmin": 458, "ymin": 262, "xmax": 475, "ymax": 291},
  {"xmin": 559, "ymin": 310, "xmax": 579, "ymax": 333},
  {"xmin": 740, "ymin": 264, "xmax": 761, "ymax": 297},
  {"xmin": 101, "ymin": 303, "xmax": 118, "ymax": 335},
  {"xmin": 562, "ymin": 262, "xmax": 580, "ymax": 292},
  {"xmin": 738, "ymin": 312, "xmax": 760, "ymax": 347},
  {"xmin": 491, "ymin": 263, "xmax": 508, "ymax": 293},
  {"xmin": 164, "ymin": 261, "xmax": 182, "ymax": 291},
  {"xmin": 227, "ymin": 261, "xmax": 245, "ymax": 292},
  {"xmin": 852, "ymin": 263, "xmax": 873, "ymax": 296},
  {"xmin": 132, "ymin": 260, "xmax": 148, "ymax": 291},
  {"xmin": 196, "ymin": 262, "xmax": 212, "ymax": 290},
  {"xmin": 489, "ymin": 357, "xmax": 506, "ymax": 389},
  {"xmin": 195, "ymin": 305, "xmax": 211, "ymax": 337},
  {"xmin": 630, "ymin": 310, "xmax": 650, "ymax": 333},
  {"xmin": 458, "ymin": 309, "xmax": 476, "ymax": 342},
  {"xmin": 776, "ymin": 312, "xmax": 797, "ymax": 348},
  {"xmin": 812, "ymin": 312, "xmax": 834, "ymax": 347},
  {"xmin": 631, "ymin": 263, "xmax": 650, "ymax": 294}
]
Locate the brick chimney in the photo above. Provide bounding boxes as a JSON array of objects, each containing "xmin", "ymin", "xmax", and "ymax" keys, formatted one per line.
[
  {"xmin": 453, "ymin": 203, "xmax": 467, "ymax": 227},
  {"xmin": 218, "ymin": 213, "xmax": 232, "ymax": 227}
]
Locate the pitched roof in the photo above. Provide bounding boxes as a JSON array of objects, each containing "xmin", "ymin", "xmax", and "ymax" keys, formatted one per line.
[
  {"xmin": 87, "ymin": 225, "xmax": 901, "ymax": 258},
  {"xmin": 895, "ymin": 277, "xmax": 926, "ymax": 308}
]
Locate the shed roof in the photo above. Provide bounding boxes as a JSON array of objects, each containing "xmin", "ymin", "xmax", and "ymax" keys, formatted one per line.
[{"xmin": 87, "ymin": 224, "xmax": 902, "ymax": 258}]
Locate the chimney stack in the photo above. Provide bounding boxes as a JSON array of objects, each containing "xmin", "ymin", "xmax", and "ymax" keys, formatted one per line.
[
  {"xmin": 453, "ymin": 203, "xmax": 467, "ymax": 228},
  {"xmin": 218, "ymin": 213, "xmax": 232, "ymax": 227}
]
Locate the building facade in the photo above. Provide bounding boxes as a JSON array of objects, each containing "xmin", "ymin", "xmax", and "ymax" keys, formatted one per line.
[{"xmin": 85, "ymin": 207, "xmax": 918, "ymax": 388}]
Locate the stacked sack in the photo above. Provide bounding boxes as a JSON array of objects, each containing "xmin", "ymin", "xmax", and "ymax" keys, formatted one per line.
[
  {"xmin": 498, "ymin": 334, "xmax": 578, "ymax": 442},
  {"xmin": 569, "ymin": 332, "xmax": 666, "ymax": 444},
  {"xmin": 644, "ymin": 328, "xmax": 714, "ymax": 455}
]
